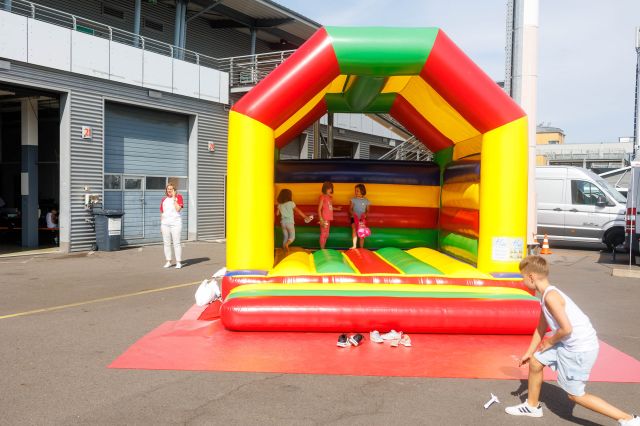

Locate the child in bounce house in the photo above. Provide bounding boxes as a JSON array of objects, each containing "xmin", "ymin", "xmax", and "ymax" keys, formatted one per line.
[
  {"xmin": 349, "ymin": 183, "xmax": 370, "ymax": 249},
  {"xmin": 317, "ymin": 181, "xmax": 341, "ymax": 249},
  {"xmin": 505, "ymin": 255, "xmax": 639, "ymax": 425},
  {"xmin": 276, "ymin": 188, "xmax": 312, "ymax": 253}
]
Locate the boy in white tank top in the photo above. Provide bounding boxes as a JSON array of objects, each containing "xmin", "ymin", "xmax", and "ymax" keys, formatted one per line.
[{"xmin": 505, "ymin": 255, "xmax": 639, "ymax": 425}]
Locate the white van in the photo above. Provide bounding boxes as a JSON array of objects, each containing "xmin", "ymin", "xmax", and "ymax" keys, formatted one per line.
[{"xmin": 536, "ymin": 166, "xmax": 627, "ymax": 250}]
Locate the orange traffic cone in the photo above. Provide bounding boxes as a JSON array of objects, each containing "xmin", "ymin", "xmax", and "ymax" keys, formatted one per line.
[{"xmin": 539, "ymin": 234, "xmax": 553, "ymax": 255}]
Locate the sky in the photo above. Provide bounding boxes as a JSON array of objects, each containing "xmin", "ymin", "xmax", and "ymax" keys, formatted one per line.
[{"xmin": 277, "ymin": 0, "xmax": 640, "ymax": 144}]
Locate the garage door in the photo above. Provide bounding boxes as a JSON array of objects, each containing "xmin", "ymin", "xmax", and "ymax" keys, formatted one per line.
[{"xmin": 103, "ymin": 103, "xmax": 189, "ymax": 245}]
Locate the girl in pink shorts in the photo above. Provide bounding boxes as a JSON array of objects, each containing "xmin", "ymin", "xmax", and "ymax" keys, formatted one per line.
[{"xmin": 317, "ymin": 181, "xmax": 341, "ymax": 249}]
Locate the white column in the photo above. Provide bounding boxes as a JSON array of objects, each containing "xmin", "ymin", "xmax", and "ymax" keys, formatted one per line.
[
  {"xmin": 508, "ymin": 0, "xmax": 539, "ymax": 246},
  {"xmin": 188, "ymin": 114, "xmax": 198, "ymax": 241},
  {"xmin": 59, "ymin": 93, "xmax": 71, "ymax": 252}
]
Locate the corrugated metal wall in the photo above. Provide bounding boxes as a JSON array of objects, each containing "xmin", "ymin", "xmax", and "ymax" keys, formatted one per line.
[
  {"xmin": 0, "ymin": 60, "xmax": 227, "ymax": 251},
  {"xmin": 33, "ymin": 0, "xmax": 273, "ymax": 58}
]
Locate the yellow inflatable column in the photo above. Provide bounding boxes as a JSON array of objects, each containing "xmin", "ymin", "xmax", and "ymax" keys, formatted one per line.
[
  {"xmin": 477, "ymin": 116, "xmax": 528, "ymax": 273},
  {"xmin": 227, "ymin": 111, "xmax": 275, "ymax": 271}
]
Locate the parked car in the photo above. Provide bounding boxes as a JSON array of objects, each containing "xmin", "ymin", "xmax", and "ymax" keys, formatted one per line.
[{"xmin": 536, "ymin": 166, "xmax": 627, "ymax": 250}]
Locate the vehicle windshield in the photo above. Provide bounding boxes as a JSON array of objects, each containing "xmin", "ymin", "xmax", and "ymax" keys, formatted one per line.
[{"xmin": 594, "ymin": 176, "xmax": 627, "ymax": 203}]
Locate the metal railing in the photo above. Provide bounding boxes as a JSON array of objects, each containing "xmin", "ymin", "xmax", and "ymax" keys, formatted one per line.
[
  {"xmin": 378, "ymin": 136, "xmax": 433, "ymax": 161},
  {"xmin": 0, "ymin": 0, "xmax": 297, "ymax": 84},
  {"xmin": 217, "ymin": 50, "xmax": 295, "ymax": 88},
  {"xmin": 0, "ymin": 0, "xmax": 222, "ymax": 68}
]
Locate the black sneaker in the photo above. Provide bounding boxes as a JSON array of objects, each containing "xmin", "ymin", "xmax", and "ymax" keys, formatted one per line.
[
  {"xmin": 337, "ymin": 334, "xmax": 350, "ymax": 347},
  {"xmin": 348, "ymin": 333, "xmax": 364, "ymax": 346}
]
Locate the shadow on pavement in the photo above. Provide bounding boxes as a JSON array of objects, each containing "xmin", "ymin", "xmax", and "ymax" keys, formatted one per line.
[
  {"xmin": 183, "ymin": 257, "xmax": 210, "ymax": 267},
  {"xmin": 509, "ymin": 380, "xmax": 603, "ymax": 426}
]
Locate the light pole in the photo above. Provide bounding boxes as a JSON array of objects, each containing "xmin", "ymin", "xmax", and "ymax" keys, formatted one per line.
[{"xmin": 634, "ymin": 27, "xmax": 640, "ymax": 160}]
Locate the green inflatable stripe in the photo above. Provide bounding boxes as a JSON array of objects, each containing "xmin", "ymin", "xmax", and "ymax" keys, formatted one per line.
[
  {"xmin": 227, "ymin": 288, "xmax": 537, "ymax": 301},
  {"xmin": 325, "ymin": 93, "xmax": 396, "ymax": 113},
  {"xmin": 376, "ymin": 247, "xmax": 442, "ymax": 275},
  {"xmin": 439, "ymin": 232, "xmax": 478, "ymax": 263},
  {"xmin": 325, "ymin": 27, "xmax": 438, "ymax": 75},
  {"xmin": 312, "ymin": 249, "xmax": 354, "ymax": 274},
  {"xmin": 345, "ymin": 76, "xmax": 387, "ymax": 111},
  {"xmin": 275, "ymin": 226, "xmax": 438, "ymax": 250}
]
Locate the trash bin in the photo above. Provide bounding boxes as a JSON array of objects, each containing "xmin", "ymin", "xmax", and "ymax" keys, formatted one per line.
[{"xmin": 93, "ymin": 209, "xmax": 124, "ymax": 251}]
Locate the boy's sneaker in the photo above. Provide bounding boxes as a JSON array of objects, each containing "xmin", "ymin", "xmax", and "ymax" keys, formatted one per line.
[
  {"xmin": 399, "ymin": 334, "xmax": 412, "ymax": 347},
  {"xmin": 380, "ymin": 330, "xmax": 402, "ymax": 341},
  {"xmin": 163, "ymin": 261, "xmax": 172, "ymax": 268},
  {"xmin": 337, "ymin": 334, "xmax": 350, "ymax": 348},
  {"xmin": 619, "ymin": 415, "xmax": 640, "ymax": 426},
  {"xmin": 370, "ymin": 331, "xmax": 384, "ymax": 343},
  {"xmin": 505, "ymin": 400, "xmax": 543, "ymax": 417},
  {"xmin": 175, "ymin": 262, "xmax": 183, "ymax": 269},
  {"xmin": 348, "ymin": 334, "xmax": 364, "ymax": 346}
]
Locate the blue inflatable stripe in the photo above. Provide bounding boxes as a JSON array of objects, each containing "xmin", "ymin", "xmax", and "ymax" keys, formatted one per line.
[
  {"xmin": 443, "ymin": 160, "xmax": 481, "ymax": 184},
  {"xmin": 276, "ymin": 160, "xmax": 440, "ymax": 186},
  {"xmin": 227, "ymin": 270, "xmax": 269, "ymax": 276},
  {"xmin": 491, "ymin": 272, "xmax": 523, "ymax": 279}
]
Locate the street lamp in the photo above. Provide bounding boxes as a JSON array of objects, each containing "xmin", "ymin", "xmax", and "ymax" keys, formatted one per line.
[{"xmin": 634, "ymin": 27, "xmax": 640, "ymax": 160}]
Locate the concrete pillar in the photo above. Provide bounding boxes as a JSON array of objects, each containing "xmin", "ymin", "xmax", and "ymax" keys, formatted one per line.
[
  {"xmin": 312, "ymin": 122, "xmax": 320, "ymax": 159},
  {"xmin": 173, "ymin": 0, "xmax": 183, "ymax": 50},
  {"xmin": 327, "ymin": 113, "xmax": 334, "ymax": 158},
  {"xmin": 179, "ymin": 1, "xmax": 187, "ymax": 51},
  {"xmin": 133, "ymin": 0, "xmax": 141, "ymax": 48},
  {"xmin": 250, "ymin": 27, "xmax": 257, "ymax": 55},
  {"xmin": 21, "ymin": 98, "xmax": 38, "ymax": 248},
  {"xmin": 250, "ymin": 27, "xmax": 257, "ymax": 83}
]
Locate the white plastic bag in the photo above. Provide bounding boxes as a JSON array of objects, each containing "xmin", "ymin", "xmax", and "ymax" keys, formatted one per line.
[{"xmin": 194, "ymin": 267, "xmax": 226, "ymax": 306}]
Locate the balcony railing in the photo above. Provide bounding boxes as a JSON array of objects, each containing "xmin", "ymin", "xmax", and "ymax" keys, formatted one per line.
[
  {"xmin": 1, "ymin": 0, "xmax": 224, "ymax": 68},
  {"xmin": 217, "ymin": 50, "xmax": 295, "ymax": 89},
  {"xmin": 378, "ymin": 136, "xmax": 433, "ymax": 161}
]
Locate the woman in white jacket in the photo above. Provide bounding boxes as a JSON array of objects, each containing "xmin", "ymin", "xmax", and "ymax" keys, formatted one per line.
[{"xmin": 160, "ymin": 183, "xmax": 184, "ymax": 268}]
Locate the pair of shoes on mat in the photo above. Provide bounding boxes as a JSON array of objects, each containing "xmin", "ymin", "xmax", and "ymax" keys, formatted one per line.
[
  {"xmin": 370, "ymin": 330, "xmax": 410, "ymax": 347},
  {"xmin": 337, "ymin": 333, "xmax": 364, "ymax": 347},
  {"xmin": 391, "ymin": 334, "xmax": 412, "ymax": 347},
  {"xmin": 505, "ymin": 400, "xmax": 543, "ymax": 417}
]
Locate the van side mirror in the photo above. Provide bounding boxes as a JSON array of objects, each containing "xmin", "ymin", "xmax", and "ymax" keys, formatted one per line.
[{"xmin": 596, "ymin": 195, "xmax": 607, "ymax": 207}]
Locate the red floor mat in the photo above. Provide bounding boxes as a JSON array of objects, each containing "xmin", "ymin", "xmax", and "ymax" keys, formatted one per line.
[{"xmin": 110, "ymin": 317, "xmax": 640, "ymax": 382}]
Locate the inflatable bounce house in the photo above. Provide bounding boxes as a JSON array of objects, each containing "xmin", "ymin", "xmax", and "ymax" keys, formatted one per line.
[{"xmin": 221, "ymin": 27, "xmax": 540, "ymax": 334}]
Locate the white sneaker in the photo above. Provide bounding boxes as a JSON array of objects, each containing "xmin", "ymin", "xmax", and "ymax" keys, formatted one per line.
[
  {"xmin": 175, "ymin": 262, "xmax": 182, "ymax": 269},
  {"xmin": 380, "ymin": 330, "xmax": 402, "ymax": 341},
  {"xmin": 370, "ymin": 330, "xmax": 384, "ymax": 343},
  {"xmin": 620, "ymin": 415, "xmax": 640, "ymax": 426},
  {"xmin": 505, "ymin": 400, "xmax": 543, "ymax": 417},
  {"xmin": 163, "ymin": 261, "xmax": 172, "ymax": 268}
]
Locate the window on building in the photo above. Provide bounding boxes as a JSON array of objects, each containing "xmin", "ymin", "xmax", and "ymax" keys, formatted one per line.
[
  {"xmin": 124, "ymin": 177, "xmax": 143, "ymax": 190},
  {"xmin": 168, "ymin": 177, "xmax": 188, "ymax": 191},
  {"xmin": 104, "ymin": 175, "xmax": 121, "ymax": 190},
  {"xmin": 548, "ymin": 140, "xmax": 559, "ymax": 145},
  {"xmin": 146, "ymin": 176, "xmax": 167, "ymax": 190}
]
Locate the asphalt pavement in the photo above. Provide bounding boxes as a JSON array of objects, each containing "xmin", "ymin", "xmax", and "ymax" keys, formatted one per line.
[{"xmin": 0, "ymin": 243, "xmax": 638, "ymax": 425}]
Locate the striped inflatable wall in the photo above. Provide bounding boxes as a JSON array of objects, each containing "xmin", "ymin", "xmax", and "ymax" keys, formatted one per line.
[
  {"xmin": 439, "ymin": 160, "xmax": 481, "ymax": 264},
  {"xmin": 274, "ymin": 160, "xmax": 440, "ymax": 249}
]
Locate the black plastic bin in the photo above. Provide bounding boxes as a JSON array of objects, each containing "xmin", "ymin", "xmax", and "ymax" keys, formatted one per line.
[{"xmin": 93, "ymin": 209, "xmax": 124, "ymax": 251}]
